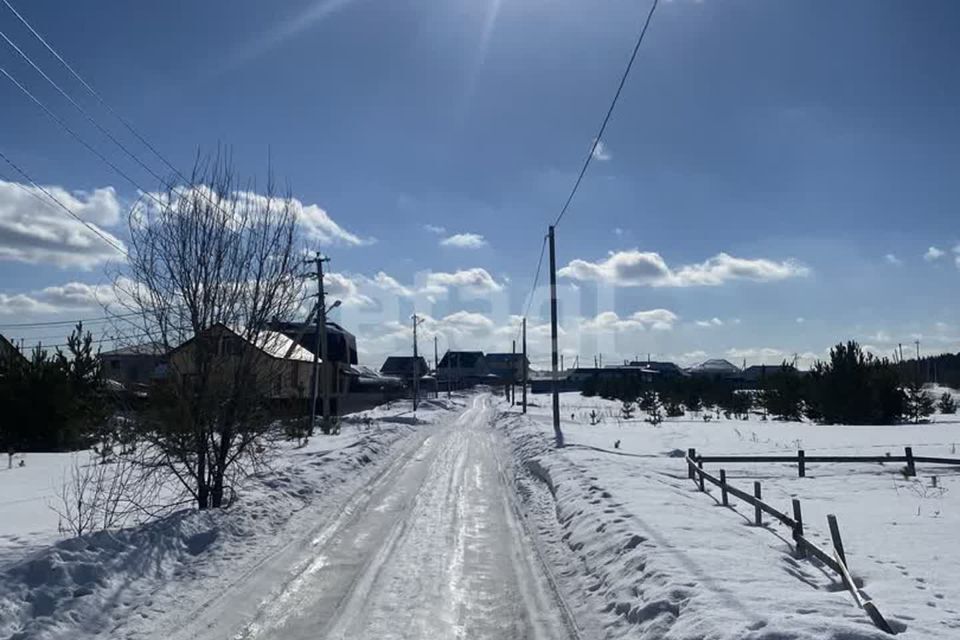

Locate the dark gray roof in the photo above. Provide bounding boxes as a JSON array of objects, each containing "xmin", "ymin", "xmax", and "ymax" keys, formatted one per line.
[
  {"xmin": 100, "ymin": 342, "xmax": 167, "ymax": 357},
  {"xmin": 380, "ymin": 356, "xmax": 428, "ymax": 375},
  {"xmin": 439, "ymin": 351, "xmax": 486, "ymax": 368},
  {"xmin": 486, "ymin": 353, "xmax": 527, "ymax": 364}
]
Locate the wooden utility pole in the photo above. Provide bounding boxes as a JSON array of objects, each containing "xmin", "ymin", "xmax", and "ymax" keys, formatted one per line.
[
  {"xmin": 511, "ymin": 339, "xmax": 516, "ymax": 405},
  {"xmin": 307, "ymin": 253, "xmax": 332, "ymax": 435},
  {"xmin": 548, "ymin": 226, "xmax": 563, "ymax": 447},
  {"xmin": 412, "ymin": 314, "xmax": 424, "ymax": 411},
  {"xmin": 522, "ymin": 317, "xmax": 528, "ymax": 414},
  {"xmin": 434, "ymin": 335, "xmax": 439, "ymax": 398}
]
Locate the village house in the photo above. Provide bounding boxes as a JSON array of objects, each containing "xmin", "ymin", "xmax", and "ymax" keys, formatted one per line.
[
  {"xmin": 166, "ymin": 324, "xmax": 318, "ymax": 403},
  {"xmin": 437, "ymin": 350, "xmax": 492, "ymax": 388},
  {"xmin": 485, "ymin": 353, "xmax": 530, "ymax": 384},
  {"xmin": 99, "ymin": 343, "xmax": 167, "ymax": 387}
]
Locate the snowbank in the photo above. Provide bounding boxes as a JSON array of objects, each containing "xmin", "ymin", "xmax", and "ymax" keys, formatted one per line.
[
  {"xmin": 498, "ymin": 392, "xmax": 960, "ymax": 638},
  {"xmin": 0, "ymin": 399, "xmax": 454, "ymax": 640}
]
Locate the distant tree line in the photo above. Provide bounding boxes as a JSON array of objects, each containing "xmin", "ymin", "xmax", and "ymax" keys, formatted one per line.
[
  {"xmin": 582, "ymin": 341, "xmax": 955, "ymax": 425},
  {"xmin": 0, "ymin": 323, "xmax": 109, "ymax": 452},
  {"xmin": 896, "ymin": 352, "xmax": 960, "ymax": 390}
]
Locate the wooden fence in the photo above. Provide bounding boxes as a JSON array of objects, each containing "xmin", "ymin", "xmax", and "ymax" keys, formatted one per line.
[
  {"xmin": 685, "ymin": 454, "xmax": 896, "ymax": 634},
  {"xmin": 689, "ymin": 446, "xmax": 960, "ymax": 478}
]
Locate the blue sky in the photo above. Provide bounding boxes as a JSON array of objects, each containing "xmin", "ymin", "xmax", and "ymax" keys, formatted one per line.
[{"xmin": 0, "ymin": 0, "xmax": 958, "ymax": 367}]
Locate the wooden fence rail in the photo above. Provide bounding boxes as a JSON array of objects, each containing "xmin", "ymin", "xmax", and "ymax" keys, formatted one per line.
[
  {"xmin": 685, "ymin": 454, "xmax": 895, "ymax": 635},
  {"xmin": 688, "ymin": 446, "xmax": 960, "ymax": 478}
]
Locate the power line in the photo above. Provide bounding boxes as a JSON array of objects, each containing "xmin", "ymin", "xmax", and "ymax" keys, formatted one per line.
[
  {"xmin": 516, "ymin": 234, "xmax": 548, "ymax": 342},
  {"xmin": 0, "ymin": 150, "xmax": 128, "ymax": 256},
  {"xmin": 0, "ymin": 0, "xmax": 188, "ymax": 185},
  {"xmin": 553, "ymin": 0, "xmax": 659, "ymax": 228},
  {"xmin": 0, "ymin": 312, "xmax": 139, "ymax": 329},
  {"xmin": 16, "ymin": 331, "xmax": 153, "ymax": 350},
  {"xmin": 0, "ymin": 0, "xmax": 240, "ymax": 225},
  {"xmin": 0, "ymin": 63, "xmax": 171, "ymax": 214},
  {"xmin": 0, "ymin": 27, "xmax": 171, "ymax": 189}
]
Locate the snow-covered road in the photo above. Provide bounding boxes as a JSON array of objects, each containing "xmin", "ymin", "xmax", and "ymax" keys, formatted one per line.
[{"xmin": 218, "ymin": 394, "xmax": 574, "ymax": 640}]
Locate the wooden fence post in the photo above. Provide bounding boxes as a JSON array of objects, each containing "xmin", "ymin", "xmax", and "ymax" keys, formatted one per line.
[
  {"xmin": 753, "ymin": 481, "xmax": 762, "ymax": 526},
  {"xmin": 905, "ymin": 446, "xmax": 916, "ymax": 477},
  {"xmin": 720, "ymin": 469, "xmax": 728, "ymax": 506},
  {"xmin": 697, "ymin": 458, "xmax": 705, "ymax": 491},
  {"xmin": 688, "ymin": 448, "xmax": 696, "ymax": 479},
  {"xmin": 827, "ymin": 514, "xmax": 846, "ymax": 567},
  {"xmin": 792, "ymin": 498, "xmax": 805, "ymax": 558},
  {"xmin": 798, "ymin": 449, "xmax": 806, "ymax": 478}
]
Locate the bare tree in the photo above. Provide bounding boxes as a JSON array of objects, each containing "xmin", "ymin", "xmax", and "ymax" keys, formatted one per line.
[
  {"xmin": 115, "ymin": 152, "xmax": 304, "ymax": 510},
  {"xmin": 52, "ymin": 448, "xmax": 182, "ymax": 537}
]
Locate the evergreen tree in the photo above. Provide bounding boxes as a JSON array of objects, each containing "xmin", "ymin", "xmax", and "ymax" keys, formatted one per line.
[
  {"xmin": 905, "ymin": 384, "xmax": 935, "ymax": 423},
  {"xmin": 638, "ymin": 390, "xmax": 657, "ymax": 413},
  {"xmin": 762, "ymin": 363, "xmax": 804, "ymax": 421},
  {"xmin": 939, "ymin": 392, "xmax": 957, "ymax": 415},
  {"xmin": 805, "ymin": 341, "xmax": 905, "ymax": 425},
  {"xmin": 665, "ymin": 399, "xmax": 684, "ymax": 418}
]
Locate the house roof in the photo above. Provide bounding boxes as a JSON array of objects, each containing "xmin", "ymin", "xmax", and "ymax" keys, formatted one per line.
[
  {"xmin": 486, "ymin": 353, "xmax": 528, "ymax": 364},
  {"xmin": 0, "ymin": 334, "xmax": 27, "ymax": 365},
  {"xmin": 380, "ymin": 355, "xmax": 427, "ymax": 374},
  {"xmin": 740, "ymin": 364, "xmax": 796, "ymax": 379},
  {"xmin": 439, "ymin": 351, "xmax": 486, "ymax": 368},
  {"xmin": 259, "ymin": 330, "xmax": 315, "ymax": 362},
  {"xmin": 688, "ymin": 358, "xmax": 741, "ymax": 374},
  {"xmin": 169, "ymin": 324, "xmax": 316, "ymax": 362},
  {"xmin": 629, "ymin": 360, "xmax": 682, "ymax": 373},
  {"xmin": 101, "ymin": 342, "xmax": 166, "ymax": 357}
]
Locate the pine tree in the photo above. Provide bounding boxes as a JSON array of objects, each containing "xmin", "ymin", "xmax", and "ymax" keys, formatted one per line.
[
  {"xmin": 938, "ymin": 392, "xmax": 957, "ymax": 415},
  {"xmin": 905, "ymin": 383, "xmax": 935, "ymax": 424},
  {"xmin": 665, "ymin": 400, "xmax": 684, "ymax": 418}
]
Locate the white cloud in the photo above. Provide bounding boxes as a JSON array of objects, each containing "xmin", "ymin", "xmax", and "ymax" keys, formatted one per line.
[
  {"xmin": 884, "ymin": 253, "xmax": 902, "ymax": 266},
  {"xmin": 559, "ymin": 250, "xmax": 809, "ymax": 287},
  {"xmin": 614, "ymin": 227, "xmax": 624, "ymax": 236},
  {"xmin": 695, "ymin": 317, "xmax": 723, "ymax": 328},
  {"xmin": 580, "ymin": 309, "xmax": 678, "ymax": 333},
  {"xmin": 423, "ymin": 224, "xmax": 446, "ymax": 235},
  {"xmin": 924, "ymin": 246, "xmax": 945, "ymax": 262},
  {"xmin": 592, "ymin": 140, "xmax": 611, "ymax": 161},
  {"xmin": 319, "ymin": 268, "xmax": 505, "ymax": 309},
  {"xmin": 796, "ymin": 317, "xmax": 805, "ymax": 324},
  {"xmin": 440, "ymin": 233, "xmax": 487, "ymax": 249},
  {"xmin": 325, "ymin": 272, "xmax": 376, "ymax": 309},
  {"xmin": 726, "ymin": 347, "xmax": 785, "ymax": 361},
  {"xmin": 438, "ymin": 310, "xmax": 495, "ymax": 333},
  {"xmin": 296, "ymin": 201, "xmax": 374, "ymax": 247},
  {"xmin": 423, "ymin": 268, "xmax": 503, "ymax": 295},
  {"xmin": 868, "ymin": 330, "xmax": 892, "ymax": 343},
  {"xmin": 0, "ymin": 180, "xmax": 125, "ymax": 268},
  {"xmin": 137, "ymin": 186, "xmax": 373, "ymax": 247},
  {"xmin": 370, "ymin": 271, "xmax": 413, "ymax": 297},
  {"xmin": 0, "ymin": 281, "xmax": 118, "ymax": 315}
]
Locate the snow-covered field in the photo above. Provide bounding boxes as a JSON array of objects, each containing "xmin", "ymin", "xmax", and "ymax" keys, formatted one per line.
[
  {"xmin": 4, "ymin": 389, "xmax": 959, "ymax": 639},
  {"xmin": 0, "ymin": 397, "xmax": 458, "ymax": 640},
  {"xmin": 499, "ymin": 391, "xmax": 960, "ymax": 639}
]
